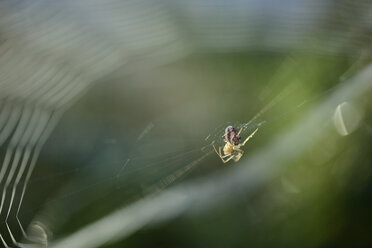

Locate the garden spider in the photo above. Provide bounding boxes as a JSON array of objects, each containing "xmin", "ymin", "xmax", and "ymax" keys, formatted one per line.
[{"xmin": 213, "ymin": 126, "xmax": 259, "ymax": 163}]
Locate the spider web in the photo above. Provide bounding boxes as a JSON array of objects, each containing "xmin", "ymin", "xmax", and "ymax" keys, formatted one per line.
[
  {"xmin": 23, "ymin": 55, "xmax": 358, "ymax": 246},
  {"xmin": 46, "ymin": 57, "xmax": 370, "ymax": 248},
  {"xmin": 0, "ymin": 0, "xmax": 371, "ymax": 248},
  {"xmin": 0, "ymin": 54, "xmax": 363, "ymax": 247}
]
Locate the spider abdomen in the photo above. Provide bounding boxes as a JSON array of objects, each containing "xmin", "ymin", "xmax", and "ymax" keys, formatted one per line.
[{"xmin": 225, "ymin": 126, "xmax": 241, "ymax": 145}]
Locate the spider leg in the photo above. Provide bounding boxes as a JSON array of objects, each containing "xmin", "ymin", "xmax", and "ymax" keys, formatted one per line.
[
  {"xmin": 213, "ymin": 145, "xmax": 230, "ymax": 159},
  {"xmin": 234, "ymin": 147, "xmax": 244, "ymax": 153},
  {"xmin": 216, "ymin": 145, "xmax": 231, "ymax": 158},
  {"xmin": 219, "ymin": 147, "xmax": 224, "ymax": 157},
  {"xmin": 237, "ymin": 128, "xmax": 243, "ymax": 136},
  {"xmin": 212, "ymin": 144, "xmax": 219, "ymax": 156},
  {"xmin": 221, "ymin": 155, "xmax": 235, "ymax": 163},
  {"xmin": 240, "ymin": 128, "xmax": 259, "ymax": 146},
  {"xmin": 230, "ymin": 147, "xmax": 244, "ymax": 162},
  {"xmin": 233, "ymin": 152, "xmax": 243, "ymax": 162},
  {"xmin": 213, "ymin": 145, "xmax": 234, "ymax": 163}
]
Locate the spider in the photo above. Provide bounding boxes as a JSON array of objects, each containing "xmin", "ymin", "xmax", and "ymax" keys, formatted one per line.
[{"xmin": 213, "ymin": 125, "xmax": 258, "ymax": 163}]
